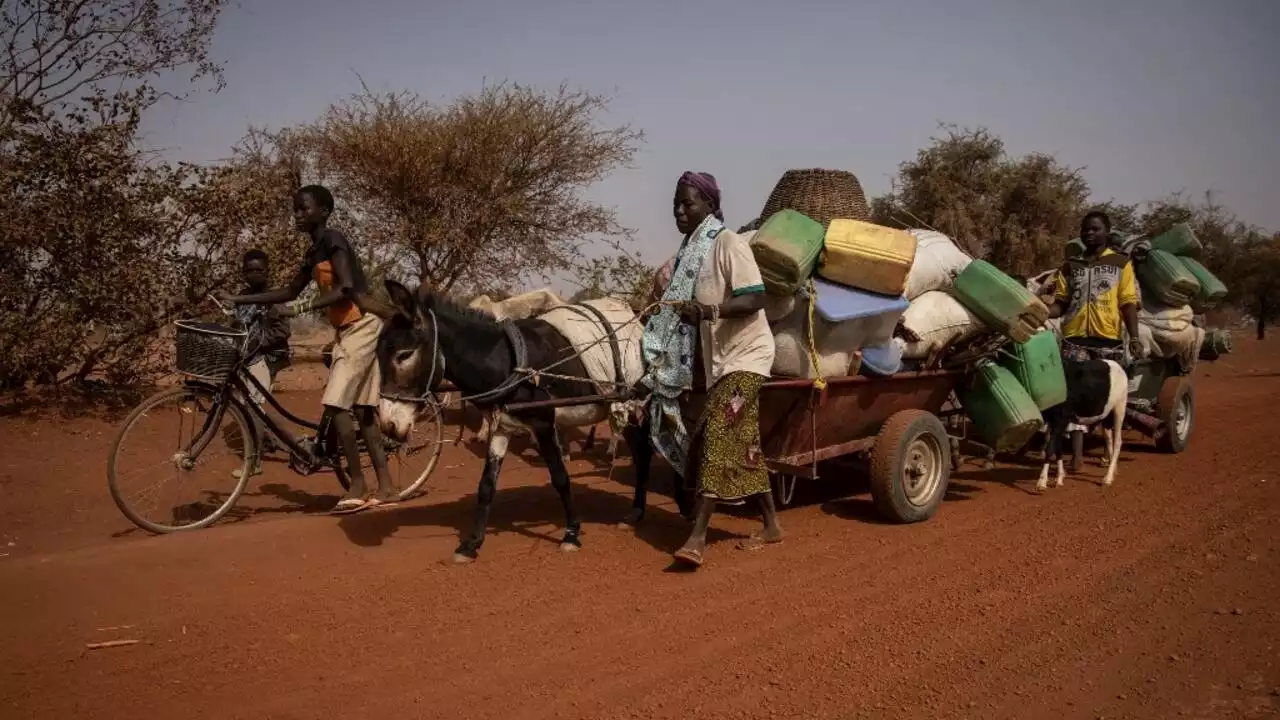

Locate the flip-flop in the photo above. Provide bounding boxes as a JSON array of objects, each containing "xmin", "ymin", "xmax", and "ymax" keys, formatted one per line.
[
  {"xmin": 330, "ymin": 497, "xmax": 370, "ymax": 515},
  {"xmin": 672, "ymin": 548, "xmax": 704, "ymax": 568},
  {"xmin": 363, "ymin": 497, "xmax": 400, "ymax": 512}
]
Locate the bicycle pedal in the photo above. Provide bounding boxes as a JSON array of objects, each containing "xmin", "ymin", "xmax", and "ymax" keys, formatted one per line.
[{"xmin": 288, "ymin": 455, "xmax": 317, "ymax": 475}]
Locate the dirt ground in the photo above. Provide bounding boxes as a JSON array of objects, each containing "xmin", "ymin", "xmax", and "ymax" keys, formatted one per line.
[{"xmin": 1, "ymin": 333, "xmax": 1277, "ymax": 720}]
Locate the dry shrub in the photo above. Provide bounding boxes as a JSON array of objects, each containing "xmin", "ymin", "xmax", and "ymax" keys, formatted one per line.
[
  {"xmin": 296, "ymin": 81, "xmax": 645, "ymax": 296},
  {"xmin": 871, "ymin": 125, "xmax": 1090, "ymax": 277},
  {"xmin": 0, "ymin": 1, "xmax": 297, "ymax": 391},
  {"xmin": 871, "ymin": 125, "xmax": 1279, "ymax": 333},
  {"xmin": 0, "ymin": 109, "xmax": 304, "ymax": 389}
]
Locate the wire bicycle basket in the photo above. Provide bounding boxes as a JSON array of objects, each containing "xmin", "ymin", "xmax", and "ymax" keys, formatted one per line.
[{"xmin": 174, "ymin": 320, "xmax": 248, "ymax": 380}]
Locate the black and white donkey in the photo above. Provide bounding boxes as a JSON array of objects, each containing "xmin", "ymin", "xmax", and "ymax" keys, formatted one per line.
[{"xmin": 1038, "ymin": 358, "xmax": 1130, "ymax": 491}]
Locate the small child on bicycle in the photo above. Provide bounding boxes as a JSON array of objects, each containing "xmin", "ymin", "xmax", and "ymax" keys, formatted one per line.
[
  {"xmin": 232, "ymin": 248, "xmax": 293, "ymax": 478},
  {"xmin": 217, "ymin": 185, "xmax": 395, "ymax": 514}
]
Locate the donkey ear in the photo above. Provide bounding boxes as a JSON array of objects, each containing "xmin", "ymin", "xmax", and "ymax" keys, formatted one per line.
[{"xmin": 385, "ymin": 279, "xmax": 417, "ymax": 318}]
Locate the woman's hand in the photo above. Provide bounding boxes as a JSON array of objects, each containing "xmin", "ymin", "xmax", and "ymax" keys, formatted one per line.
[{"xmin": 675, "ymin": 302, "xmax": 716, "ymax": 325}]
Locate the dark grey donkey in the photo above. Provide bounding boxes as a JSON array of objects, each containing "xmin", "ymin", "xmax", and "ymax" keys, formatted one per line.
[{"xmin": 357, "ymin": 280, "xmax": 690, "ymax": 564}]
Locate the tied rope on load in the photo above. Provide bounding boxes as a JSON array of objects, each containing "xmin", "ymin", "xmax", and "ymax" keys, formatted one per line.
[{"xmin": 385, "ymin": 297, "xmax": 698, "ymax": 481}]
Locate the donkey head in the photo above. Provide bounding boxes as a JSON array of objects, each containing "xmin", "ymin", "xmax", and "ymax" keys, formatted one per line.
[{"xmin": 353, "ymin": 280, "xmax": 445, "ymax": 441}]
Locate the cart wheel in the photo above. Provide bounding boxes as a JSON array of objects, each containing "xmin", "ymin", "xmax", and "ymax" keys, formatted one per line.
[
  {"xmin": 1155, "ymin": 377, "xmax": 1194, "ymax": 453},
  {"xmin": 869, "ymin": 409, "xmax": 952, "ymax": 524}
]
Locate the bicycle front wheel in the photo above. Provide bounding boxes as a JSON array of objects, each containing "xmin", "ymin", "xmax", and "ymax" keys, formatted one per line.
[
  {"xmin": 360, "ymin": 397, "xmax": 446, "ymax": 501},
  {"xmin": 107, "ymin": 384, "xmax": 256, "ymax": 533}
]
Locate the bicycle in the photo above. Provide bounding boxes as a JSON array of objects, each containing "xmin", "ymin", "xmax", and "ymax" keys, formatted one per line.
[{"xmin": 106, "ymin": 298, "xmax": 444, "ymax": 533}]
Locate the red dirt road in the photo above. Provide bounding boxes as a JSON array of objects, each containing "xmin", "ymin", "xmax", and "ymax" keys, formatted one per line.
[{"xmin": 2, "ymin": 336, "xmax": 1278, "ymax": 719}]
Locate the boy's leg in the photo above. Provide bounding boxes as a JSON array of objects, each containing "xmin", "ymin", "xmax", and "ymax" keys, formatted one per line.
[
  {"xmin": 355, "ymin": 405, "xmax": 396, "ymax": 502},
  {"xmin": 324, "ymin": 315, "xmax": 385, "ymax": 511},
  {"xmin": 247, "ymin": 358, "xmax": 274, "ymax": 457},
  {"xmin": 349, "ymin": 314, "xmax": 395, "ymax": 503},
  {"xmin": 260, "ymin": 362, "xmax": 282, "ymax": 454},
  {"xmin": 329, "ymin": 408, "xmax": 367, "ymax": 498},
  {"xmin": 234, "ymin": 359, "xmax": 272, "ymax": 479},
  {"xmin": 321, "ymin": 332, "xmax": 371, "ymax": 509}
]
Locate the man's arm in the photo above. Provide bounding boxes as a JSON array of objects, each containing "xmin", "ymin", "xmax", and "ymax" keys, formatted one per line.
[
  {"xmin": 259, "ymin": 304, "xmax": 293, "ymax": 352},
  {"xmin": 1046, "ymin": 270, "xmax": 1068, "ymax": 319},
  {"xmin": 1122, "ymin": 303, "xmax": 1141, "ymax": 341},
  {"xmin": 228, "ymin": 266, "xmax": 310, "ymax": 306},
  {"xmin": 1118, "ymin": 262, "xmax": 1142, "ymax": 342}
]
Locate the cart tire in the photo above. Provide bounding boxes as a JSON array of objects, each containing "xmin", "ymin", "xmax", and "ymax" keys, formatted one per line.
[
  {"xmin": 1155, "ymin": 377, "xmax": 1194, "ymax": 453},
  {"xmin": 869, "ymin": 409, "xmax": 951, "ymax": 524}
]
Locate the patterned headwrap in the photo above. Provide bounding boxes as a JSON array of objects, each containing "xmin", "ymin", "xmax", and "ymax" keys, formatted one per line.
[{"xmin": 677, "ymin": 171, "xmax": 724, "ymax": 221}]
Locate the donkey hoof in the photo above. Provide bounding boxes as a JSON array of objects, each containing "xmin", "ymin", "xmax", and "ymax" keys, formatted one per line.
[
  {"xmin": 560, "ymin": 532, "xmax": 582, "ymax": 552},
  {"xmin": 618, "ymin": 509, "xmax": 644, "ymax": 528},
  {"xmin": 451, "ymin": 550, "xmax": 478, "ymax": 565}
]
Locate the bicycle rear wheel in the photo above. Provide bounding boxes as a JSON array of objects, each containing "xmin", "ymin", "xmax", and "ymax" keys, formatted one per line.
[{"xmin": 107, "ymin": 384, "xmax": 256, "ymax": 533}]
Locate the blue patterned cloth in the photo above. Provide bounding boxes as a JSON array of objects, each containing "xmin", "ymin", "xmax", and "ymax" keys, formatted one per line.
[{"xmin": 640, "ymin": 215, "xmax": 724, "ymax": 477}]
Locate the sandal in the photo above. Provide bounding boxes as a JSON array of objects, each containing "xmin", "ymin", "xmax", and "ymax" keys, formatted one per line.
[
  {"xmin": 363, "ymin": 496, "xmax": 400, "ymax": 512},
  {"xmin": 330, "ymin": 496, "xmax": 371, "ymax": 515}
]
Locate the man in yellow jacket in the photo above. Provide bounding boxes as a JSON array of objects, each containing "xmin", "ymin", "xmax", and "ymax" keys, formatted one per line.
[{"xmin": 1048, "ymin": 211, "xmax": 1145, "ymax": 363}]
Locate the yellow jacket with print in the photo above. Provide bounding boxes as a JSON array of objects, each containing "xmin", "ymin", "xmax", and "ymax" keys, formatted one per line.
[{"xmin": 1052, "ymin": 248, "xmax": 1140, "ymax": 341}]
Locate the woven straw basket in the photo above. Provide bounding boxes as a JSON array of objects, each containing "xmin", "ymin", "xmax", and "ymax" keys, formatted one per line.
[{"xmin": 759, "ymin": 168, "xmax": 870, "ymax": 228}]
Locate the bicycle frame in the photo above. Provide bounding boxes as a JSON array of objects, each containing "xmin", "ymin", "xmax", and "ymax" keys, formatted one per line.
[
  {"xmin": 179, "ymin": 304, "xmax": 326, "ymax": 467},
  {"xmin": 183, "ymin": 326, "xmax": 406, "ymax": 473},
  {"xmin": 181, "ymin": 365, "xmax": 319, "ymax": 464}
]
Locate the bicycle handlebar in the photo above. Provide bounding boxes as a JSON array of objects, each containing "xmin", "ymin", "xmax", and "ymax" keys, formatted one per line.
[{"xmin": 207, "ymin": 294, "xmax": 234, "ymax": 318}]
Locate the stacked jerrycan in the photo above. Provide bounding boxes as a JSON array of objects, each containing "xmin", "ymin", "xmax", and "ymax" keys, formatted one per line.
[{"xmin": 948, "ymin": 260, "xmax": 1063, "ymax": 451}]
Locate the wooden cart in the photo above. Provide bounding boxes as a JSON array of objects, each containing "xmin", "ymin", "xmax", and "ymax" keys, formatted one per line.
[{"xmin": 751, "ymin": 371, "xmax": 962, "ymax": 524}]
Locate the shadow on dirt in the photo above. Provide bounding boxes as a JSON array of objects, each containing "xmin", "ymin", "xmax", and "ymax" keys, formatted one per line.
[{"xmin": 332, "ymin": 465, "xmax": 735, "ymax": 557}]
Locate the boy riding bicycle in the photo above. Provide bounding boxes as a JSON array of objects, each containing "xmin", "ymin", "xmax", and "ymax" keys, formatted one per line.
[{"xmin": 217, "ymin": 185, "xmax": 396, "ymax": 515}]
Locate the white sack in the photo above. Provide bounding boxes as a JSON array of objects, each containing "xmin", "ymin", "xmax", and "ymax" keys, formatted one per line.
[
  {"xmin": 904, "ymin": 230, "xmax": 973, "ymax": 300},
  {"xmin": 897, "ymin": 291, "xmax": 985, "ymax": 360},
  {"xmin": 538, "ymin": 297, "xmax": 645, "ymax": 392}
]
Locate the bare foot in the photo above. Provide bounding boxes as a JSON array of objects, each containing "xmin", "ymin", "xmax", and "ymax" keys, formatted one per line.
[
  {"xmin": 737, "ymin": 529, "xmax": 784, "ymax": 551},
  {"xmin": 368, "ymin": 487, "xmax": 400, "ymax": 508},
  {"xmin": 672, "ymin": 547, "xmax": 704, "ymax": 567}
]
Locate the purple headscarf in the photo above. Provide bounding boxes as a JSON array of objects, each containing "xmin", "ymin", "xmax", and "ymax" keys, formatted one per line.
[{"xmin": 677, "ymin": 171, "xmax": 724, "ymax": 221}]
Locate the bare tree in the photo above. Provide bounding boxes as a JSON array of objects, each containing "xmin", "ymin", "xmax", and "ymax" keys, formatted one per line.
[
  {"xmin": 1, "ymin": 0, "xmax": 226, "ymax": 120},
  {"xmin": 300, "ymin": 81, "xmax": 644, "ymax": 294}
]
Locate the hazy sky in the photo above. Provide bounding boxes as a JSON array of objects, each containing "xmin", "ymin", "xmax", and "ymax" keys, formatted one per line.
[{"xmin": 141, "ymin": 0, "xmax": 1280, "ymax": 272}]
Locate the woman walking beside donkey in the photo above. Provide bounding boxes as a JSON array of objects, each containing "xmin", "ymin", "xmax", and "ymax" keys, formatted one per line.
[{"xmin": 638, "ymin": 171, "xmax": 783, "ymax": 568}]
